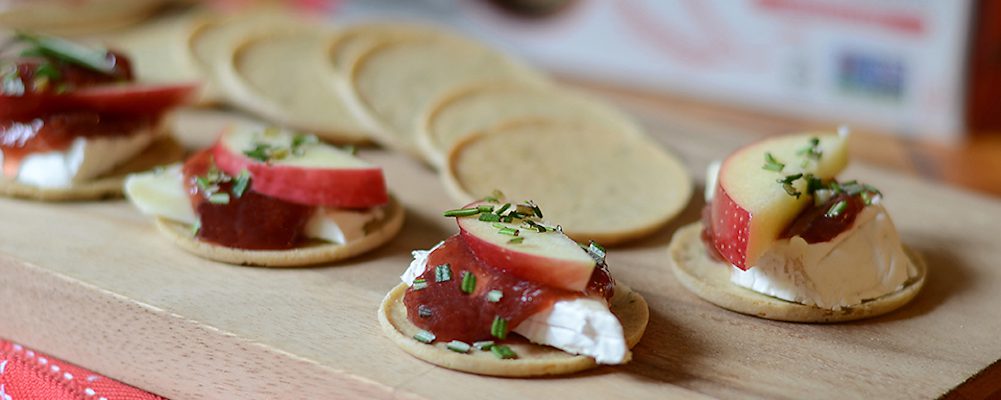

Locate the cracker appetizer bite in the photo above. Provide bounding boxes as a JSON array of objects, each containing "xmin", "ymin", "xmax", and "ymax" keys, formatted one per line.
[
  {"xmin": 124, "ymin": 125, "xmax": 403, "ymax": 266},
  {"xmin": 669, "ymin": 130, "xmax": 925, "ymax": 322},
  {"xmin": 1, "ymin": 32, "xmax": 193, "ymax": 200},
  {"xmin": 379, "ymin": 197, "xmax": 649, "ymax": 377}
]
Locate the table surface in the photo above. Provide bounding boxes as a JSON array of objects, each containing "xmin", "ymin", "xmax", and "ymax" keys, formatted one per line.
[{"xmin": 3, "ymin": 83, "xmax": 1001, "ymax": 399}]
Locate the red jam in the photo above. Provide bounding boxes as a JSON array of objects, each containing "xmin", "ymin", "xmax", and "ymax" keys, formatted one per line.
[
  {"xmin": 782, "ymin": 192, "xmax": 866, "ymax": 244},
  {"xmin": 182, "ymin": 150, "xmax": 314, "ymax": 250},
  {"xmin": 403, "ymin": 235, "xmax": 614, "ymax": 343},
  {"xmin": 1, "ymin": 113, "xmax": 159, "ymax": 177}
]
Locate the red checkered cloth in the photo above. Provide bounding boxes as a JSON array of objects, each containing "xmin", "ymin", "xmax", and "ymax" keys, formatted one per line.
[{"xmin": 0, "ymin": 340, "xmax": 163, "ymax": 400}]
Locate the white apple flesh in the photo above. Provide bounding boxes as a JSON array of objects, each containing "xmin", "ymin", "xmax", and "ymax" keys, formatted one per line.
[
  {"xmin": 212, "ymin": 126, "xmax": 388, "ymax": 208},
  {"xmin": 711, "ymin": 133, "xmax": 849, "ymax": 270},
  {"xmin": 455, "ymin": 201, "xmax": 596, "ymax": 292}
]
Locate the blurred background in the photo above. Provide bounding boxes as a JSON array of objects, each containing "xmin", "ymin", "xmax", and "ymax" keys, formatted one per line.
[{"xmin": 2, "ymin": 0, "xmax": 998, "ymax": 194}]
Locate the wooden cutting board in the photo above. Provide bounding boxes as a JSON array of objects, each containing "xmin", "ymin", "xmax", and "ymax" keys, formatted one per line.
[{"xmin": 1, "ymin": 104, "xmax": 999, "ymax": 400}]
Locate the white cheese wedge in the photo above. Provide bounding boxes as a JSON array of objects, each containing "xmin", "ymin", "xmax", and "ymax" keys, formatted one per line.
[
  {"xmin": 123, "ymin": 165, "xmax": 381, "ymax": 244},
  {"xmin": 8, "ymin": 128, "xmax": 158, "ymax": 188},
  {"xmin": 704, "ymin": 163, "xmax": 916, "ymax": 310},
  {"xmin": 731, "ymin": 203, "xmax": 916, "ymax": 309},
  {"xmin": 402, "ymin": 247, "xmax": 628, "ymax": 364}
]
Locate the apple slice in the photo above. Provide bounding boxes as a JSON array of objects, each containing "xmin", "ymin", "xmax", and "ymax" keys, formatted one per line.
[
  {"xmin": 711, "ymin": 132, "xmax": 849, "ymax": 270},
  {"xmin": 58, "ymin": 82, "xmax": 198, "ymax": 116},
  {"xmin": 0, "ymin": 83, "xmax": 198, "ymax": 119},
  {"xmin": 211, "ymin": 125, "xmax": 388, "ymax": 208},
  {"xmin": 455, "ymin": 200, "xmax": 596, "ymax": 291}
]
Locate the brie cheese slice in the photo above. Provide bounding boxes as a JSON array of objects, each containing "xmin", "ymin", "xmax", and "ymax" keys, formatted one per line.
[
  {"xmin": 10, "ymin": 128, "xmax": 158, "ymax": 188},
  {"xmin": 401, "ymin": 248, "xmax": 628, "ymax": 364}
]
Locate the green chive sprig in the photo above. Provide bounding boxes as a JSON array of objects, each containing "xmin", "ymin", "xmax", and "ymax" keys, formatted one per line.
[{"xmin": 491, "ymin": 316, "xmax": 508, "ymax": 339}]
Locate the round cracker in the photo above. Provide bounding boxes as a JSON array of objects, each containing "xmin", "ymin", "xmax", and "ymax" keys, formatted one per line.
[
  {"xmin": 349, "ymin": 37, "xmax": 548, "ymax": 158},
  {"xmin": 223, "ymin": 30, "xmax": 372, "ymax": 144},
  {"xmin": 329, "ymin": 23, "xmax": 449, "ymax": 73},
  {"xmin": 0, "ymin": 135, "xmax": 185, "ymax": 202},
  {"xmin": 0, "ymin": 0, "xmax": 165, "ymax": 35},
  {"xmin": 668, "ymin": 223, "xmax": 927, "ymax": 323},
  {"xmin": 187, "ymin": 9, "xmax": 315, "ymax": 106},
  {"xmin": 442, "ymin": 120, "xmax": 692, "ymax": 245},
  {"xmin": 418, "ymin": 83, "xmax": 645, "ymax": 169},
  {"xmin": 378, "ymin": 282, "xmax": 648, "ymax": 377},
  {"xmin": 153, "ymin": 196, "xmax": 404, "ymax": 267}
]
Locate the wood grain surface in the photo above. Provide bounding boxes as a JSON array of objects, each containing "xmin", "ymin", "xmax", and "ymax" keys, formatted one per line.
[{"xmin": 1, "ymin": 104, "xmax": 1000, "ymax": 399}]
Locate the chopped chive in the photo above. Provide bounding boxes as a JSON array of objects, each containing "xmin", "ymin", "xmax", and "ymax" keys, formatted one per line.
[
  {"xmin": 417, "ymin": 304, "xmax": 432, "ymax": 318},
  {"xmin": 500, "ymin": 215, "xmax": 514, "ymax": 223},
  {"xmin": 507, "ymin": 237, "xmax": 525, "ymax": 244},
  {"xmin": 527, "ymin": 201, "xmax": 543, "ymax": 218},
  {"xmin": 232, "ymin": 169, "xmax": 251, "ymax": 198},
  {"xmin": 491, "ymin": 223, "xmax": 507, "ymax": 229},
  {"xmin": 413, "ymin": 330, "xmax": 435, "ymax": 344},
  {"xmin": 762, "ymin": 152, "xmax": 785, "ymax": 172},
  {"xmin": 782, "ymin": 183, "xmax": 801, "ymax": 199},
  {"xmin": 486, "ymin": 290, "xmax": 503, "ymax": 303},
  {"xmin": 191, "ymin": 220, "xmax": 201, "ymax": 236},
  {"xmin": 15, "ymin": 32, "xmax": 116, "ymax": 74},
  {"xmin": 478, "ymin": 212, "xmax": 501, "ymax": 222},
  {"xmin": 861, "ymin": 191, "xmax": 874, "ymax": 206},
  {"xmin": 779, "ymin": 173, "xmax": 803, "ymax": 185},
  {"xmin": 477, "ymin": 205, "xmax": 494, "ymax": 213},
  {"xmin": 446, "ymin": 340, "xmax": 471, "ymax": 353},
  {"xmin": 208, "ymin": 192, "xmax": 230, "ymax": 204},
  {"xmin": 862, "ymin": 183, "xmax": 882, "ymax": 195},
  {"xmin": 243, "ymin": 143, "xmax": 271, "ymax": 162},
  {"xmin": 805, "ymin": 174, "xmax": 823, "ymax": 195},
  {"xmin": 412, "ymin": 278, "xmax": 428, "ymax": 290},
  {"xmin": 828, "ymin": 181, "xmax": 843, "ymax": 193},
  {"xmin": 587, "ymin": 241, "xmax": 607, "ymax": 263},
  {"xmin": 498, "ymin": 227, "xmax": 519, "ymax": 236},
  {"xmin": 434, "ymin": 264, "xmax": 452, "ymax": 282},
  {"xmin": 522, "ymin": 219, "xmax": 546, "ymax": 233},
  {"xmin": 826, "ymin": 199, "xmax": 848, "ymax": 218},
  {"xmin": 491, "ymin": 345, "xmax": 517, "ymax": 359},
  {"xmin": 496, "ymin": 203, "xmax": 511, "ymax": 215},
  {"xmin": 460, "ymin": 271, "xmax": 476, "ymax": 294},
  {"xmin": 491, "ymin": 316, "xmax": 508, "ymax": 339},
  {"xmin": 195, "ymin": 176, "xmax": 211, "ymax": 191},
  {"xmin": 507, "ymin": 211, "xmax": 527, "ymax": 220},
  {"xmin": 443, "ymin": 208, "xmax": 480, "ymax": 217},
  {"xmin": 473, "ymin": 340, "xmax": 495, "ymax": 351}
]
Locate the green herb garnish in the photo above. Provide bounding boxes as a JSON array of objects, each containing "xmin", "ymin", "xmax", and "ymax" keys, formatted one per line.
[
  {"xmin": 496, "ymin": 203, "xmax": 511, "ymax": 215},
  {"xmin": 446, "ymin": 340, "xmax": 471, "ymax": 353},
  {"xmin": 497, "ymin": 227, "xmax": 519, "ymax": 236},
  {"xmin": 527, "ymin": 201, "xmax": 543, "ymax": 218},
  {"xmin": 443, "ymin": 208, "xmax": 480, "ymax": 217},
  {"xmin": 231, "ymin": 169, "xmax": 251, "ymax": 198},
  {"xmin": 826, "ymin": 199, "xmax": 847, "ymax": 218},
  {"xmin": 778, "ymin": 173, "xmax": 804, "ymax": 199},
  {"xmin": 208, "ymin": 192, "xmax": 230, "ymax": 204},
  {"xmin": 434, "ymin": 264, "xmax": 452, "ymax": 282},
  {"xmin": 507, "ymin": 237, "xmax": 524, "ymax": 244},
  {"xmin": 478, "ymin": 212, "xmax": 500, "ymax": 222},
  {"xmin": 417, "ymin": 305, "xmax": 432, "ymax": 318},
  {"xmin": 763, "ymin": 152, "xmax": 785, "ymax": 172},
  {"xmin": 412, "ymin": 278, "xmax": 428, "ymax": 290},
  {"xmin": 14, "ymin": 32, "xmax": 116, "ymax": 75},
  {"xmin": 491, "ymin": 345, "xmax": 517, "ymax": 359},
  {"xmin": 290, "ymin": 133, "xmax": 318, "ymax": 156},
  {"xmin": 587, "ymin": 241, "xmax": 606, "ymax": 264},
  {"xmin": 460, "ymin": 271, "xmax": 476, "ymax": 294},
  {"xmin": 473, "ymin": 340, "xmax": 495, "ymax": 351},
  {"xmin": 413, "ymin": 330, "xmax": 436, "ymax": 344},
  {"xmin": 486, "ymin": 290, "xmax": 503, "ymax": 303},
  {"xmin": 243, "ymin": 143, "xmax": 273, "ymax": 162},
  {"xmin": 491, "ymin": 316, "xmax": 508, "ymax": 339}
]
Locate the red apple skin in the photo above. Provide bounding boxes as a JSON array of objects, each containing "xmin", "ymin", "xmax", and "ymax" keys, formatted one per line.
[
  {"xmin": 458, "ymin": 228, "xmax": 593, "ymax": 292},
  {"xmin": 0, "ymin": 82, "xmax": 197, "ymax": 119},
  {"xmin": 710, "ymin": 184, "xmax": 752, "ymax": 270},
  {"xmin": 211, "ymin": 141, "xmax": 389, "ymax": 208},
  {"xmin": 59, "ymin": 83, "xmax": 198, "ymax": 116}
]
